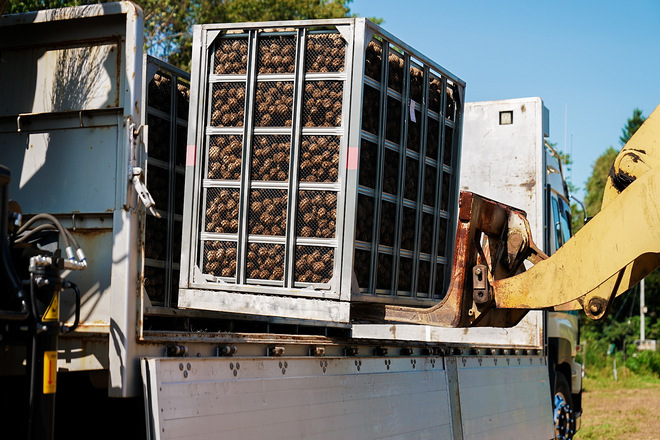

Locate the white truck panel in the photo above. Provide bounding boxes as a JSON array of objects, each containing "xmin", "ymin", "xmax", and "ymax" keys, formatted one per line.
[{"xmin": 142, "ymin": 355, "xmax": 552, "ymax": 440}]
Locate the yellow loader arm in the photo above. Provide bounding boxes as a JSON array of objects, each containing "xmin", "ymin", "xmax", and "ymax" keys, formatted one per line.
[
  {"xmin": 353, "ymin": 104, "xmax": 660, "ymax": 326},
  {"xmin": 495, "ymin": 104, "xmax": 660, "ymax": 320}
]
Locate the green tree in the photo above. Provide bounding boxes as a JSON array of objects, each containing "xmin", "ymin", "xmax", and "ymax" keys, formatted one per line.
[
  {"xmin": 4, "ymin": 0, "xmax": 370, "ymax": 70},
  {"xmin": 620, "ymin": 108, "xmax": 646, "ymax": 146},
  {"xmin": 584, "ymin": 146, "xmax": 618, "ymax": 218}
]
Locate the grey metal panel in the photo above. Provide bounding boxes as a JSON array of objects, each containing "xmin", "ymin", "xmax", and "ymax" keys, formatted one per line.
[
  {"xmin": 458, "ymin": 356, "xmax": 553, "ymax": 440},
  {"xmin": 142, "ymin": 356, "xmax": 453, "ymax": 440}
]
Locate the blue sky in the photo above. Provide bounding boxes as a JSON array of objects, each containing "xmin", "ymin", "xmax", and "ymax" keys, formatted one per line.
[{"xmin": 351, "ymin": 0, "xmax": 660, "ymax": 201}]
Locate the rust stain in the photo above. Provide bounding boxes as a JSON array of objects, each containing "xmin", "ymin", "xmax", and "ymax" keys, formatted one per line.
[
  {"xmin": 520, "ymin": 104, "xmax": 526, "ymax": 113},
  {"xmin": 520, "ymin": 179, "xmax": 536, "ymax": 191}
]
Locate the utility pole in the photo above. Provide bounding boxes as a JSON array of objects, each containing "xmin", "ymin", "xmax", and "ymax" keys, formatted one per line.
[{"xmin": 640, "ymin": 278, "xmax": 646, "ymax": 341}]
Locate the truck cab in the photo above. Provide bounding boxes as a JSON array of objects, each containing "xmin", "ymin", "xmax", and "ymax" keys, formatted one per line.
[{"xmin": 461, "ymin": 97, "xmax": 582, "ymax": 438}]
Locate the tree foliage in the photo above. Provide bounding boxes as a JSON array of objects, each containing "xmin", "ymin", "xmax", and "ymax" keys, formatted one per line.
[
  {"xmin": 4, "ymin": 0, "xmax": 364, "ymax": 70},
  {"xmin": 583, "ymin": 146, "xmax": 618, "ymax": 219},
  {"xmin": 620, "ymin": 108, "xmax": 646, "ymax": 146}
]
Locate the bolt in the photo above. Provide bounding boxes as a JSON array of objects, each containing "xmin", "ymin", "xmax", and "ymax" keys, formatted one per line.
[
  {"xmin": 475, "ymin": 267, "xmax": 482, "ymax": 276},
  {"xmin": 588, "ymin": 300, "xmax": 603, "ymax": 315}
]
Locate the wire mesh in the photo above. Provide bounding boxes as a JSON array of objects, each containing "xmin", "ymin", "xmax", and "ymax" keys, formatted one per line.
[
  {"xmin": 376, "ymin": 252, "xmax": 393, "ymax": 290},
  {"xmin": 251, "ymin": 135, "xmax": 290, "ymax": 182},
  {"xmin": 409, "ymin": 62, "xmax": 424, "ymax": 103},
  {"xmin": 397, "ymin": 256, "xmax": 413, "ymax": 294},
  {"xmin": 400, "ymin": 206, "xmax": 416, "ymax": 251},
  {"xmin": 417, "ymin": 259, "xmax": 431, "ymax": 297},
  {"xmin": 437, "ymin": 217, "xmax": 448, "ymax": 257},
  {"xmin": 214, "ymin": 38, "xmax": 249, "ymax": 75},
  {"xmin": 361, "ymin": 84, "xmax": 380, "ymax": 134},
  {"xmin": 440, "ymin": 172, "xmax": 451, "ymax": 212},
  {"xmin": 435, "ymin": 263, "xmax": 446, "ymax": 299},
  {"xmin": 429, "ymin": 76, "xmax": 442, "ymax": 114},
  {"xmin": 145, "ymin": 215, "xmax": 168, "ymax": 261},
  {"xmin": 385, "ymin": 96, "xmax": 402, "ymax": 143},
  {"xmin": 297, "ymin": 191, "xmax": 337, "ymax": 239},
  {"xmin": 387, "ymin": 50, "xmax": 404, "ymax": 93},
  {"xmin": 144, "ymin": 265, "xmax": 166, "ymax": 303},
  {"xmin": 175, "ymin": 124, "xmax": 186, "ymax": 167},
  {"xmin": 403, "ymin": 156, "xmax": 418, "ymax": 202},
  {"xmin": 354, "ymin": 249, "xmax": 371, "ymax": 289},
  {"xmin": 407, "ymin": 105, "xmax": 421, "ymax": 152},
  {"xmin": 423, "ymin": 164, "xmax": 436, "ymax": 208},
  {"xmin": 305, "ymin": 32, "xmax": 346, "ymax": 73},
  {"xmin": 295, "ymin": 246, "xmax": 334, "ymax": 284},
  {"xmin": 203, "ymin": 241, "xmax": 238, "ymax": 278},
  {"xmin": 443, "ymin": 125, "xmax": 454, "ymax": 166},
  {"xmin": 211, "ymin": 83, "xmax": 246, "ymax": 127},
  {"xmin": 176, "ymin": 80, "xmax": 190, "ymax": 120},
  {"xmin": 358, "ymin": 138, "xmax": 377, "ymax": 189},
  {"xmin": 420, "ymin": 212, "xmax": 434, "ymax": 255},
  {"xmin": 382, "ymin": 147, "xmax": 399, "ymax": 196},
  {"xmin": 379, "ymin": 200, "xmax": 396, "ymax": 247},
  {"xmin": 147, "ymin": 164, "xmax": 169, "ymax": 210},
  {"xmin": 302, "ymin": 80, "xmax": 343, "ymax": 127},
  {"xmin": 147, "ymin": 114, "xmax": 170, "ymax": 162},
  {"xmin": 246, "ymin": 242, "xmax": 285, "ymax": 281},
  {"xmin": 208, "ymin": 135, "xmax": 243, "ymax": 181},
  {"xmin": 258, "ymin": 35, "xmax": 296, "ymax": 74},
  {"xmin": 299, "ymin": 135, "xmax": 340, "ymax": 183},
  {"xmin": 364, "ymin": 39, "xmax": 382, "ymax": 82},
  {"xmin": 248, "ymin": 188, "xmax": 287, "ymax": 236},
  {"xmin": 355, "ymin": 194, "xmax": 374, "ymax": 243},
  {"xmin": 148, "ymin": 71, "xmax": 172, "ymax": 113},
  {"xmin": 205, "ymin": 188, "xmax": 241, "ymax": 234},
  {"xmin": 426, "ymin": 116, "xmax": 439, "ymax": 161},
  {"xmin": 255, "ymin": 81, "xmax": 294, "ymax": 127}
]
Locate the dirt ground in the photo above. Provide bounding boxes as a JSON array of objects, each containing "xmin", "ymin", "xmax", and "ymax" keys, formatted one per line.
[{"xmin": 576, "ymin": 381, "xmax": 660, "ymax": 440}]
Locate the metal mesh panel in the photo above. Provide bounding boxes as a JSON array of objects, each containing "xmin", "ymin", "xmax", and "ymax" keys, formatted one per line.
[
  {"xmin": 295, "ymin": 246, "xmax": 334, "ymax": 284},
  {"xmin": 387, "ymin": 50, "xmax": 404, "ymax": 93},
  {"xmin": 302, "ymin": 80, "xmax": 343, "ymax": 127},
  {"xmin": 305, "ymin": 32, "xmax": 346, "ymax": 73},
  {"xmin": 147, "ymin": 165, "xmax": 169, "ymax": 210},
  {"xmin": 208, "ymin": 135, "xmax": 243, "ymax": 180},
  {"xmin": 171, "ymin": 269, "xmax": 180, "ymax": 305},
  {"xmin": 248, "ymin": 189, "xmax": 287, "ymax": 236},
  {"xmin": 400, "ymin": 206, "xmax": 416, "ymax": 251},
  {"xmin": 205, "ymin": 188, "xmax": 240, "ymax": 233},
  {"xmin": 386, "ymin": 96, "xmax": 402, "ymax": 143},
  {"xmin": 246, "ymin": 243, "xmax": 285, "ymax": 281},
  {"xmin": 376, "ymin": 252, "xmax": 393, "ymax": 290},
  {"xmin": 361, "ymin": 84, "xmax": 380, "ymax": 134},
  {"xmin": 379, "ymin": 200, "xmax": 396, "ymax": 247},
  {"xmin": 429, "ymin": 76, "xmax": 442, "ymax": 114},
  {"xmin": 382, "ymin": 148, "xmax": 399, "ymax": 196},
  {"xmin": 404, "ymin": 156, "xmax": 418, "ymax": 201},
  {"xmin": 214, "ymin": 38, "xmax": 249, "ymax": 75},
  {"xmin": 355, "ymin": 194, "xmax": 374, "ymax": 243},
  {"xmin": 176, "ymin": 80, "xmax": 190, "ymax": 120},
  {"xmin": 420, "ymin": 212, "xmax": 433, "ymax": 255},
  {"xmin": 417, "ymin": 259, "xmax": 431, "ymax": 297},
  {"xmin": 443, "ymin": 126, "xmax": 454, "ymax": 166},
  {"xmin": 424, "ymin": 165, "xmax": 436, "ymax": 207},
  {"xmin": 211, "ymin": 83, "xmax": 246, "ymax": 127},
  {"xmin": 172, "ymin": 220, "xmax": 182, "ymax": 264},
  {"xmin": 147, "ymin": 114, "xmax": 170, "ymax": 162},
  {"xmin": 203, "ymin": 241, "xmax": 238, "ymax": 278},
  {"xmin": 437, "ymin": 217, "xmax": 448, "ymax": 257},
  {"xmin": 175, "ymin": 124, "xmax": 186, "ymax": 167},
  {"xmin": 258, "ymin": 35, "xmax": 296, "ymax": 74},
  {"xmin": 446, "ymin": 81, "xmax": 458, "ymax": 122},
  {"xmin": 297, "ymin": 191, "xmax": 337, "ymax": 238},
  {"xmin": 359, "ymin": 138, "xmax": 377, "ymax": 189},
  {"xmin": 440, "ymin": 172, "xmax": 451, "ymax": 211},
  {"xmin": 409, "ymin": 63, "xmax": 424, "ymax": 103},
  {"xmin": 426, "ymin": 117, "xmax": 439, "ymax": 161},
  {"xmin": 174, "ymin": 173, "xmax": 185, "ymax": 215},
  {"xmin": 255, "ymin": 81, "xmax": 294, "ymax": 127},
  {"xmin": 364, "ymin": 39, "xmax": 382, "ymax": 82},
  {"xmin": 407, "ymin": 106, "xmax": 421, "ymax": 152},
  {"xmin": 145, "ymin": 215, "xmax": 168, "ymax": 260},
  {"xmin": 354, "ymin": 249, "xmax": 371, "ymax": 289},
  {"xmin": 148, "ymin": 72, "xmax": 172, "ymax": 113},
  {"xmin": 299, "ymin": 135, "xmax": 339, "ymax": 183},
  {"xmin": 251, "ymin": 135, "xmax": 290, "ymax": 181},
  {"xmin": 144, "ymin": 266, "xmax": 166, "ymax": 303},
  {"xmin": 435, "ymin": 263, "xmax": 446, "ymax": 299},
  {"xmin": 397, "ymin": 256, "xmax": 413, "ymax": 294}
]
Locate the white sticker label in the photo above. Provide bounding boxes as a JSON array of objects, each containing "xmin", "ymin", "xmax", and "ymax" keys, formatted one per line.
[{"xmin": 410, "ymin": 99, "xmax": 417, "ymax": 122}]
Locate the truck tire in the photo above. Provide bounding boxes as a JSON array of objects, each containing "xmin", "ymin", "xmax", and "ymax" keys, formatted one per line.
[{"xmin": 553, "ymin": 372, "xmax": 575, "ymax": 440}]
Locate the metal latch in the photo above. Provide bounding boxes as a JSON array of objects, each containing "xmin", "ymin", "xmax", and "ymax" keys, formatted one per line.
[
  {"xmin": 131, "ymin": 167, "xmax": 160, "ymax": 218},
  {"xmin": 472, "ymin": 264, "xmax": 491, "ymax": 305}
]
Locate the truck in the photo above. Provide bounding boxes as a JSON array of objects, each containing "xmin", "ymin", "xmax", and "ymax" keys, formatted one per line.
[{"xmin": 1, "ymin": 3, "xmax": 659, "ymax": 440}]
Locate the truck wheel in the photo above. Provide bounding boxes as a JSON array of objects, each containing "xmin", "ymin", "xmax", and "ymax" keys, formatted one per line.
[{"xmin": 553, "ymin": 372, "xmax": 575, "ymax": 440}]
